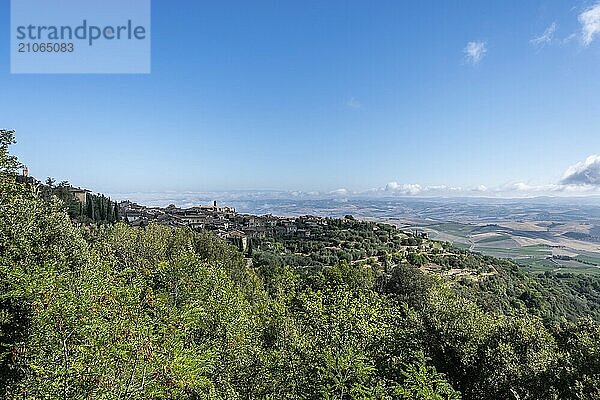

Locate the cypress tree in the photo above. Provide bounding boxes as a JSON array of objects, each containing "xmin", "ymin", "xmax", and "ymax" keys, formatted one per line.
[
  {"xmin": 247, "ymin": 238, "xmax": 253, "ymax": 256},
  {"xmin": 86, "ymin": 194, "xmax": 94, "ymax": 220},
  {"xmin": 95, "ymin": 196, "xmax": 99, "ymax": 221},
  {"xmin": 106, "ymin": 198, "xmax": 113, "ymax": 221},
  {"xmin": 99, "ymin": 195, "xmax": 106, "ymax": 221}
]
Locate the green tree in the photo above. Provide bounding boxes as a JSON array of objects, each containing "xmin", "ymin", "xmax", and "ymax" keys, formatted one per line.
[
  {"xmin": 0, "ymin": 129, "xmax": 21, "ymax": 175},
  {"xmin": 396, "ymin": 353, "xmax": 461, "ymax": 400},
  {"xmin": 86, "ymin": 194, "xmax": 94, "ymax": 220}
]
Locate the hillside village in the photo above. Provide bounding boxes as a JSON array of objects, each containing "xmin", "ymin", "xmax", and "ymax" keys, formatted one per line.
[
  {"xmin": 115, "ymin": 199, "xmax": 469, "ymax": 278},
  {"xmin": 20, "ymin": 167, "xmax": 439, "ymax": 266},
  {"xmin": 18, "ymin": 169, "xmax": 500, "ymax": 283},
  {"xmin": 18, "ymin": 165, "xmax": 496, "ymax": 282},
  {"xmin": 119, "ymin": 199, "xmax": 365, "ymax": 252}
]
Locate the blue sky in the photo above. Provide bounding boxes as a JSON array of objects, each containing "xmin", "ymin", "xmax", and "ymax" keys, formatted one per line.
[{"xmin": 2, "ymin": 0, "xmax": 600, "ymax": 197}]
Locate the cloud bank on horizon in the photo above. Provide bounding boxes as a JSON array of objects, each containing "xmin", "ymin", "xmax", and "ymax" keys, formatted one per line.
[
  {"xmin": 379, "ymin": 154, "xmax": 600, "ymax": 197},
  {"xmin": 110, "ymin": 155, "xmax": 600, "ymax": 207}
]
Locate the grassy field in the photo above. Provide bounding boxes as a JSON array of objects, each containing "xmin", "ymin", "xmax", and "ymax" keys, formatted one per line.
[
  {"xmin": 427, "ymin": 222, "xmax": 600, "ymax": 275},
  {"xmin": 519, "ymin": 259, "xmax": 600, "ymax": 275},
  {"xmin": 429, "ymin": 222, "xmax": 475, "ymax": 237},
  {"xmin": 575, "ymin": 252, "xmax": 600, "ymax": 266},
  {"xmin": 400, "ymin": 219, "xmax": 600, "ymax": 276},
  {"xmin": 475, "ymin": 233, "xmax": 512, "ymax": 244}
]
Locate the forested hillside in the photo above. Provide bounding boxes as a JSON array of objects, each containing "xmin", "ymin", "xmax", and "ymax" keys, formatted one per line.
[
  {"xmin": 251, "ymin": 217, "xmax": 600, "ymax": 324},
  {"xmin": 2, "ymin": 129, "xmax": 600, "ymax": 399}
]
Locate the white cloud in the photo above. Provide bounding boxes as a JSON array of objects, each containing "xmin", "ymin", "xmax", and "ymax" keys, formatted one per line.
[
  {"xmin": 530, "ymin": 22, "xmax": 557, "ymax": 47},
  {"xmin": 508, "ymin": 182, "xmax": 532, "ymax": 191},
  {"xmin": 579, "ymin": 2, "xmax": 600, "ymax": 46},
  {"xmin": 385, "ymin": 182, "xmax": 422, "ymax": 195},
  {"xmin": 560, "ymin": 33, "xmax": 578, "ymax": 46},
  {"xmin": 346, "ymin": 97, "xmax": 361, "ymax": 109},
  {"xmin": 329, "ymin": 188, "xmax": 349, "ymax": 196},
  {"xmin": 562, "ymin": 155, "xmax": 600, "ymax": 185},
  {"xmin": 464, "ymin": 41, "xmax": 487, "ymax": 64}
]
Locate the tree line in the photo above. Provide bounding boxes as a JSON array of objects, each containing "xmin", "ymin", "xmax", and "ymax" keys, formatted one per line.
[{"xmin": 34, "ymin": 175, "xmax": 119, "ymax": 224}]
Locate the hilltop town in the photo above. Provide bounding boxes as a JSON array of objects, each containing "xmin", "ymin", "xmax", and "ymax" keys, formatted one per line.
[
  {"xmin": 119, "ymin": 199, "xmax": 429, "ymax": 255},
  {"xmin": 115, "ymin": 199, "xmax": 473, "ymax": 283}
]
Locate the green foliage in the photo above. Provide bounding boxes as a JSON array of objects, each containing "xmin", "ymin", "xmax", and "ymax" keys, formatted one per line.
[
  {"xmin": 40, "ymin": 185, "xmax": 119, "ymax": 224},
  {"xmin": 395, "ymin": 353, "xmax": 461, "ymax": 400},
  {"xmin": 0, "ymin": 129, "xmax": 21, "ymax": 175},
  {"xmin": 255, "ymin": 218, "xmax": 600, "ymax": 325}
]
